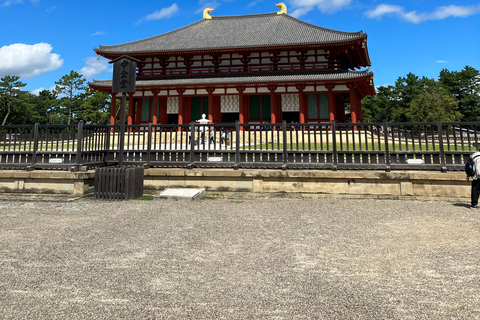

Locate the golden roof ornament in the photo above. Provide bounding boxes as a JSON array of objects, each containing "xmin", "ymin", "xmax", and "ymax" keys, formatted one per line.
[
  {"xmin": 276, "ymin": 3, "xmax": 287, "ymax": 14},
  {"xmin": 203, "ymin": 8, "xmax": 214, "ymax": 19}
]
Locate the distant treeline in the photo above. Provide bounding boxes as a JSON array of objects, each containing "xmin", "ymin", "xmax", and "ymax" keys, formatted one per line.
[
  {"xmin": 0, "ymin": 70, "xmax": 111, "ymax": 126},
  {"xmin": 362, "ymin": 66, "xmax": 480, "ymax": 123}
]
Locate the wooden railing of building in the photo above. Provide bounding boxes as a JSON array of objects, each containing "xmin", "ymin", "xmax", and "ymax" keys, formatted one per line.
[{"xmin": 1, "ymin": 121, "xmax": 479, "ymax": 172}]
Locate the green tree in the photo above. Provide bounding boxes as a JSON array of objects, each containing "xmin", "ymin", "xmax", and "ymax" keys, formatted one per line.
[
  {"xmin": 362, "ymin": 85, "xmax": 397, "ymax": 123},
  {"xmin": 55, "ymin": 71, "xmax": 86, "ymax": 124},
  {"xmin": 405, "ymin": 92, "xmax": 462, "ymax": 122},
  {"xmin": 77, "ymin": 90, "xmax": 110, "ymax": 124},
  {"xmin": 35, "ymin": 90, "xmax": 58, "ymax": 124},
  {"xmin": 0, "ymin": 75, "xmax": 27, "ymax": 125},
  {"xmin": 439, "ymin": 66, "xmax": 480, "ymax": 121}
]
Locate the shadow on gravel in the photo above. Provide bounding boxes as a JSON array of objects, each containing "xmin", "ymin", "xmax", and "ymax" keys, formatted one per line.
[{"xmin": 452, "ymin": 203, "xmax": 471, "ymax": 208}]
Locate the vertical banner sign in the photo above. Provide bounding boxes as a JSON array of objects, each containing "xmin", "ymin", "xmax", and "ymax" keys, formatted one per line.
[
  {"xmin": 112, "ymin": 57, "xmax": 137, "ymax": 93},
  {"xmin": 109, "ymin": 55, "xmax": 140, "ymax": 167}
]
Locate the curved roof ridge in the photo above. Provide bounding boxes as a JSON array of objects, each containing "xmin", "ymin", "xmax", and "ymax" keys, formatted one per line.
[
  {"xmin": 281, "ymin": 14, "xmax": 364, "ymax": 37},
  {"xmin": 97, "ymin": 13, "xmax": 283, "ymax": 51},
  {"xmin": 96, "ymin": 12, "xmax": 368, "ymax": 54},
  {"xmin": 97, "ymin": 19, "xmax": 207, "ymax": 51}
]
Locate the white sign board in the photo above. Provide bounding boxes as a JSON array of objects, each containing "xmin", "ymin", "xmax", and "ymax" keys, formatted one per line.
[{"xmin": 49, "ymin": 158, "xmax": 64, "ymax": 164}]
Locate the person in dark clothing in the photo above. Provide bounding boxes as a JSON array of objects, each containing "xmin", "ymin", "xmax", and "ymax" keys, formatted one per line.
[{"xmin": 470, "ymin": 150, "xmax": 480, "ymax": 209}]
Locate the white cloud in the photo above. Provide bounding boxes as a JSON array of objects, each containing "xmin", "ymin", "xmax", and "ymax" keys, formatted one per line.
[
  {"xmin": 79, "ymin": 57, "xmax": 111, "ymax": 79},
  {"xmin": 195, "ymin": 0, "xmax": 221, "ymax": 15},
  {"xmin": 1, "ymin": 0, "xmax": 37, "ymax": 6},
  {"xmin": 431, "ymin": 5, "xmax": 480, "ymax": 19},
  {"xmin": 365, "ymin": 3, "xmax": 480, "ymax": 24},
  {"xmin": 436, "ymin": 60, "xmax": 448, "ymax": 64},
  {"xmin": 288, "ymin": 0, "xmax": 351, "ymax": 17},
  {"xmin": 137, "ymin": 3, "xmax": 179, "ymax": 24},
  {"xmin": 91, "ymin": 31, "xmax": 105, "ymax": 36},
  {"xmin": 364, "ymin": 4, "xmax": 403, "ymax": 18},
  {"xmin": 30, "ymin": 86, "xmax": 56, "ymax": 96},
  {"xmin": 1, "ymin": 0, "xmax": 22, "ymax": 6},
  {"xmin": 0, "ymin": 43, "xmax": 63, "ymax": 79}
]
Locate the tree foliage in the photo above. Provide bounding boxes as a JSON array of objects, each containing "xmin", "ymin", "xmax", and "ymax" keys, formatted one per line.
[
  {"xmin": 362, "ymin": 65, "xmax": 479, "ymax": 123},
  {"xmin": 54, "ymin": 70, "xmax": 86, "ymax": 125},
  {"xmin": 0, "ymin": 75, "xmax": 27, "ymax": 125}
]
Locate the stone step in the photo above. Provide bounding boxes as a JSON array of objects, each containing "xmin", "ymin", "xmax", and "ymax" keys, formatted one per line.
[{"xmin": 155, "ymin": 188, "xmax": 206, "ymax": 201}]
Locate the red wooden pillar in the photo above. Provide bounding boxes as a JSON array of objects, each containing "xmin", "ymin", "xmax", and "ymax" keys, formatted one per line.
[
  {"xmin": 275, "ymin": 94, "xmax": 282, "ymax": 123},
  {"xmin": 151, "ymin": 90, "xmax": 159, "ymax": 130},
  {"xmin": 127, "ymin": 93, "xmax": 134, "ymax": 126},
  {"xmin": 326, "ymin": 85, "xmax": 336, "ymax": 123},
  {"xmin": 348, "ymin": 84, "xmax": 361, "ymax": 130},
  {"xmin": 296, "ymin": 85, "xmax": 306, "ymax": 124},
  {"xmin": 110, "ymin": 94, "xmax": 116, "ymax": 131},
  {"xmin": 207, "ymin": 88, "xmax": 215, "ymax": 122},
  {"xmin": 135, "ymin": 98, "xmax": 142, "ymax": 124},
  {"xmin": 268, "ymin": 86, "xmax": 278, "ymax": 128},
  {"xmin": 177, "ymin": 89, "xmax": 185, "ymax": 131},
  {"xmin": 152, "ymin": 90, "xmax": 159, "ymax": 125},
  {"xmin": 159, "ymin": 97, "xmax": 168, "ymax": 124},
  {"xmin": 237, "ymin": 86, "xmax": 245, "ymax": 131},
  {"xmin": 216, "ymin": 97, "xmax": 222, "ymax": 123}
]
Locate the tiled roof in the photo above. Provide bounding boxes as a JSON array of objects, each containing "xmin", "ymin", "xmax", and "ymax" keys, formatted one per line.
[
  {"xmin": 95, "ymin": 13, "xmax": 366, "ymax": 54},
  {"xmin": 90, "ymin": 70, "xmax": 373, "ymax": 88}
]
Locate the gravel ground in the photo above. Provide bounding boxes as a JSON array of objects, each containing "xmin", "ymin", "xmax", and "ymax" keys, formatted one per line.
[{"xmin": 0, "ymin": 196, "xmax": 479, "ymax": 319}]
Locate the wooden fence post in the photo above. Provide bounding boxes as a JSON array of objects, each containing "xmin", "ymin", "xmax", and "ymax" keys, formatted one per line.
[
  {"xmin": 332, "ymin": 120, "xmax": 338, "ymax": 171},
  {"xmin": 146, "ymin": 123, "xmax": 152, "ymax": 168},
  {"xmin": 189, "ymin": 122, "xmax": 195, "ymax": 169},
  {"xmin": 235, "ymin": 121, "xmax": 240, "ymax": 169},
  {"xmin": 383, "ymin": 119, "xmax": 391, "ymax": 172},
  {"xmin": 75, "ymin": 122, "xmax": 84, "ymax": 171},
  {"xmin": 282, "ymin": 120, "xmax": 287, "ymax": 170},
  {"xmin": 437, "ymin": 119, "xmax": 447, "ymax": 172},
  {"xmin": 31, "ymin": 122, "xmax": 39, "ymax": 169}
]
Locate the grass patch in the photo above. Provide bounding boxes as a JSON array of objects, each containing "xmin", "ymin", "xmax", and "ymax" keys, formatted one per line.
[{"xmin": 135, "ymin": 195, "xmax": 154, "ymax": 201}]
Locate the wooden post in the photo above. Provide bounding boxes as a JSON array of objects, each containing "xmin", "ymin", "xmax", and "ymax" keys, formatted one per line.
[
  {"xmin": 332, "ymin": 120, "xmax": 338, "ymax": 171},
  {"xmin": 383, "ymin": 119, "xmax": 390, "ymax": 172},
  {"xmin": 76, "ymin": 121, "xmax": 84, "ymax": 169},
  {"xmin": 237, "ymin": 87, "xmax": 245, "ymax": 131},
  {"xmin": 32, "ymin": 122, "xmax": 39, "ymax": 168},
  {"xmin": 296, "ymin": 85, "xmax": 306, "ymax": 125},
  {"xmin": 177, "ymin": 89, "xmax": 185, "ymax": 131},
  {"xmin": 326, "ymin": 85, "xmax": 336, "ymax": 123},
  {"xmin": 110, "ymin": 94, "xmax": 116, "ymax": 130},
  {"xmin": 152, "ymin": 90, "xmax": 159, "ymax": 126},
  {"xmin": 437, "ymin": 119, "xmax": 447, "ymax": 172},
  {"xmin": 128, "ymin": 93, "xmax": 134, "ymax": 126},
  {"xmin": 235, "ymin": 120, "xmax": 240, "ymax": 169},
  {"xmin": 269, "ymin": 86, "xmax": 277, "ymax": 130},
  {"xmin": 119, "ymin": 93, "xmax": 127, "ymax": 167},
  {"xmin": 207, "ymin": 88, "xmax": 214, "ymax": 122},
  {"xmin": 348, "ymin": 84, "xmax": 357, "ymax": 125}
]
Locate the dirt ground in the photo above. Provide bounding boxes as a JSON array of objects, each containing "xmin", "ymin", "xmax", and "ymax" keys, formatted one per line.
[{"xmin": 1, "ymin": 196, "xmax": 479, "ymax": 319}]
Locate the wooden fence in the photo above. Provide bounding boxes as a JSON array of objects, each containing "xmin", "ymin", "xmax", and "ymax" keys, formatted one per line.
[{"xmin": 1, "ymin": 121, "xmax": 479, "ymax": 172}]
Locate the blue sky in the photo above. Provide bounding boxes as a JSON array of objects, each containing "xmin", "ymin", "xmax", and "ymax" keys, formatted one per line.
[{"xmin": 1, "ymin": 0, "xmax": 479, "ymax": 93}]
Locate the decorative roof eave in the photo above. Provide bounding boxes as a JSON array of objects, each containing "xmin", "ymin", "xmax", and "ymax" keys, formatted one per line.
[
  {"xmin": 89, "ymin": 71, "xmax": 375, "ymax": 95},
  {"xmin": 95, "ymin": 37, "xmax": 368, "ymax": 59},
  {"xmin": 96, "ymin": 38, "xmax": 371, "ymax": 69}
]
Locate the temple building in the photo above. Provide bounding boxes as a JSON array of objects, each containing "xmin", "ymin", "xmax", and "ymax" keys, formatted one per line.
[{"xmin": 89, "ymin": 3, "xmax": 375, "ymax": 126}]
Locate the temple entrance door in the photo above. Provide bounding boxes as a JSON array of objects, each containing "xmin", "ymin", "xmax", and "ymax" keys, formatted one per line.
[
  {"xmin": 249, "ymin": 95, "xmax": 271, "ymax": 122},
  {"xmin": 191, "ymin": 96, "xmax": 209, "ymax": 122}
]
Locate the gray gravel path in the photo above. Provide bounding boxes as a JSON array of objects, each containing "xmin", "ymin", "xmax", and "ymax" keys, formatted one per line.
[{"xmin": 1, "ymin": 197, "xmax": 479, "ymax": 319}]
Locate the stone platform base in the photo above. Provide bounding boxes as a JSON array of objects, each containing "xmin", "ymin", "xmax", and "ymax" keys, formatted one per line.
[{"xmin": 0, "ymin": 168, "xmax": 471, "ymax": 201}]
